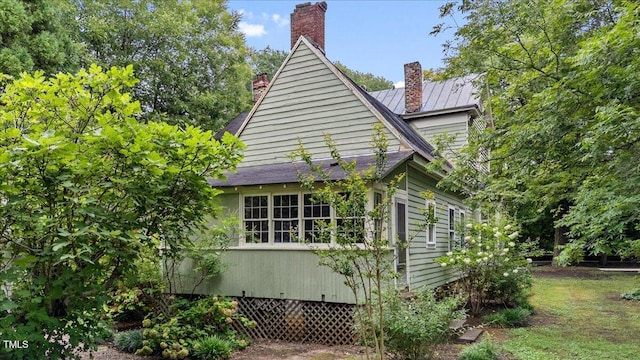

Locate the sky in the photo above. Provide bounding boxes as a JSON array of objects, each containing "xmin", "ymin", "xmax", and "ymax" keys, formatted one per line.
[{"xmin": 227, "ymin": 1, "xmax": 461, "ymax": 88}]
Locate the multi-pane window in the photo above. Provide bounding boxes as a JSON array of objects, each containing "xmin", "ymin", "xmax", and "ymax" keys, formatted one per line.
[
  {"xmin": 303, "ymin": 194, "xmax": 330, "ymax": 243},
  {"xmin": 244, "ymin": 195, "xmax": 268, "ymax": 243},
  {"xmin": 448, "ymin": 206, "xmax": 456, "ymax": 249},
  {"xmin": 336, "ymin": 192, "xmax": 366, "ymax": 243},
  {"xmin": 243, "ymin": 192, "xmax": 367, "ymax": 245},
  {"xmin": 459, "ymin": 210, "xmax": 466, "ymax": 247},
  {"xmin": 273, "ymin": 194, "xmax": 299, "ymax": 243},
  {"xmin": 426, "ymin": 200, "xmax": 436, "ymax": 246}
]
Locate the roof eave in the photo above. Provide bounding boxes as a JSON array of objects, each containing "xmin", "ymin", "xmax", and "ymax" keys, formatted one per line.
[{"xmin": 402, "ymin": 104, "xmax": 481, "ymax": 120}]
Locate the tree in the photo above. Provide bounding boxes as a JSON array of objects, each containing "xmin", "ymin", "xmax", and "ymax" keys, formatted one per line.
[
  {"xmin": 431, "ymin": 0, "xmax": 640, "ymax": 263},
  {"xmin": 0, "ymin": 0, "xmax": 79, "ymax": 77},
  {"xmin": 248, "ymin": 46, "xmax": 288, "ymax": 80},
  {"xmin": 0, "ymin": 65, "xmax": 244, "ymax": 359},
  {"xmin": 72, "ymin": 0, "xmax": 252, "ymax": 131},
  {"xmin": 334, "ymin": 61, "xmax": 393, "ymax": 91}
]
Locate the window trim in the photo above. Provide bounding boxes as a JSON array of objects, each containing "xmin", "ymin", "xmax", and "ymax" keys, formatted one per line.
[
  {"xmin": 240, "ymin": 190, "xmax": 373, "ymax": 247},
  {"xmin": 448, "ymin": 205, "xmax": 456, "ymax": 251},
  {"xmin": 426, "ymin": 199, "xmax": 437, "ymax": 248}
]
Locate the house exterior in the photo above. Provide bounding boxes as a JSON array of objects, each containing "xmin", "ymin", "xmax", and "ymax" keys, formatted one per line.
[{"xmin": 174, "ymin": 1, "xmax": 483, "ymax": 343}]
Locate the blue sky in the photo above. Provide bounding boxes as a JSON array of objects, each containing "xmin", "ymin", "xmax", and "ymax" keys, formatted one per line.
[{"xmin": 227, "ymin": 1, "xmax": 460, "ymax": 88}]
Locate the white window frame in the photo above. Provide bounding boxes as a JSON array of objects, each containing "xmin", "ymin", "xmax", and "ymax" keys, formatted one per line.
[
  {"xmin": 302, "ymin": 193, "xmax": 331, "ymax": 243},
  {"xmin": 272, "ymin": 193, "xmax": 300, "ymax": 243},
  {"xmin": 426, "ymin": 199, "xmax": 437, "ymax": 248},
  {"xmin": 240, "ymin": 190, "xmax": 371, "ymax": 246},
  {"xmin": 448, "ymin": 205, "xmax": 456, "ymax": 251}
]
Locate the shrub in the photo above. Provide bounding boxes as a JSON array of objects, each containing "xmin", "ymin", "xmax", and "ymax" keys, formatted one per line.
[
  {"xmin": 114, "ymin": 330, "xmax": 144, "ymax": 353},
  {"xmin": 382, "ymin": 288, "xmax": 465, "ymax": 360},
  {"xmin": 136, "ymin": 295, "xmax": 255, "ymax": 358},
  {"xmin": 191, "ymin": 335, "xmax": 234, "ymax": 360},
  {"xmin": 458, "ymin": 339, "xmax": 501, "ymax": 360},
  {"xmin": 437, "ymin": 219, "xmax": 537, "ymax": 315},
  {"xmin": 483, "ymin": 307, "xmax": 531, "ymax": 327},
  {"xmin": 621, "ymin": 288, "xmax": 640, "ymax": 301}
]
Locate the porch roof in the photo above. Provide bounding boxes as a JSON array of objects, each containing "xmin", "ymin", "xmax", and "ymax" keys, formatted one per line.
[{"xmin": 207, "ymin": 150, "xmax": 414, "ymax": 187}]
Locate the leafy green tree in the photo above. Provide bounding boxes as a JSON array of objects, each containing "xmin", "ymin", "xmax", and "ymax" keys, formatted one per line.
[
  {"xmin": 248, "ymin": 46, "xmax": 288, "ymax": 80},
  {"xmin": 334, "ymin": 61, "xmax": 393, "ymax": 91},
  {"xmin": 72, "ymin": 0, "xmax": 252, "ymax": 131},
  {"xmin": 0, "ymin": 0, "xmax": 79, "ymax": 77},
  {"xmin": 431, "ymin": 0, "xmax": 640, "ymax": 262},
  {"xmin": 0, "ymin": 65, "xmax": 244, "ymax": 359}
]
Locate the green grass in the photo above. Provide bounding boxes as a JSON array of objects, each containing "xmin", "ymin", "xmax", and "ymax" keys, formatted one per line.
[{"xmin": 501, "ymin": 268, "xmax": 640, "ymax": 360}]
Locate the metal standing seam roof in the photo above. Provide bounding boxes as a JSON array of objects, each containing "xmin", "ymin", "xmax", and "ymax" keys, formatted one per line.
[{"xmin": 369, "ymin": 75, "xmax": 480, "ymax": 115}]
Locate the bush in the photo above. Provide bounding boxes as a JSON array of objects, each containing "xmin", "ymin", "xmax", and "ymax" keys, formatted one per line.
[
  {"xmin": 621, "ymin": 288, "xmax": 640, "ymax": 301},
  {"xmin": 114, "ymin": 330, "xmax": 144, "ymax": 353},
  {"xmin": 483, "ymin": 307, "xmax": 531, "ymax": 327},
  {"xmin": 437, "ymin": 219, "xmax": 537, "ymax": 315},
  {"xmin": 135, "ymin": 295, "xmax": 255, "ymax": 358},
  {"xmin": 458, "ymin": 339, "xmax": 501, "ymax": 360},
  {"xmin": 382, "ymin": 288, "xmax": 464, "ymax": 360},
  {"xmin": 191, "ymin": 335, "xmax": 234, "ymax": 360}
]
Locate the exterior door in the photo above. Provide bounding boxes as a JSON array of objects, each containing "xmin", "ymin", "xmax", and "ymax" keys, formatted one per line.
[{"xmin": 395, "ymin": 199, "xmax": 408, "ymax": 285}]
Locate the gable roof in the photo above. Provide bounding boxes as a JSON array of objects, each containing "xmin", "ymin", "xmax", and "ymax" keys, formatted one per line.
[
  {"xmin": 224, "ymin": 36, "xmax": 443, "ymax": 167},
  {"xmin": 369, "ymin": 75, "xmax": 481, "ymax": 116}
]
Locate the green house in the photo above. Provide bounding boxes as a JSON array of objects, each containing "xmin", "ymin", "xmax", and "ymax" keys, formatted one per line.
[{"xmin": 175, "ymin": 1, "xmax": 484, "ymax": 344}]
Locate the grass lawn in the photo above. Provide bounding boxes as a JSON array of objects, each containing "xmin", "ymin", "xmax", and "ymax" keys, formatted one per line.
[{"xmin": 500, "ymin": 267, "xmax": 640, "ymax": 360}]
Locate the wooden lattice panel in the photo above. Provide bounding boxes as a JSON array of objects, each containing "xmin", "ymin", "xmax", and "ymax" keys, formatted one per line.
[{"xmin": 231, "ymin": 297, "xmax": 356, "ymax": 345}]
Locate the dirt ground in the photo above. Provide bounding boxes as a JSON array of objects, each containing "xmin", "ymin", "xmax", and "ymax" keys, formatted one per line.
[{"xmin": 84, "ymin": 266, "xmax": 613, "ymax": 360}]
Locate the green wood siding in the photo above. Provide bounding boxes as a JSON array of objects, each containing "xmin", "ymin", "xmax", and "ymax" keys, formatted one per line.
[
  {"xmin": 176, "ymin": 249, "xmax": 356, "ymax": 303},
  {"xmin": 405, "ymin": 164, "xmax": 466, "ymax": 289},
  {"xmin": 238, "ymin": 42, "xmax": 401, "ymax": 167},
  {"xmin": 408, "ymin": 113, "xmax": 469, "ymax": 157}
]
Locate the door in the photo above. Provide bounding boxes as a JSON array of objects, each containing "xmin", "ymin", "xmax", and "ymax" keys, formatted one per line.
[{"xmin": 395, "ymin": 199, "xmax": 408, "ymax": 285}]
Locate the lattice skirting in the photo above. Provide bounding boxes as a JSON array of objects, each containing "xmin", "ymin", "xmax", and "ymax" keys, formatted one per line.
[{"xmin": 231, "ymin": 297, "xmax": 356, "ymax": 345}]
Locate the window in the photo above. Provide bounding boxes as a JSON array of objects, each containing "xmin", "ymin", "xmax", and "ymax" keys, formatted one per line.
[
  {"xmin": 448, "ymin": 206, "xmax": 456, "ymax": 250},
  {"xmin": 242, "ymin": 192, "xmax": 367, "ymax": 245},
  {"xmin": 459, "ymin": 210, "xmax": 466, "ymax": 247},
  {"xmin": 336, "ymin": 192, "xmax": 366, "ymax": 243},
  {"xmin": 303, "ymin": 194, "xmax": 330, "ymax": 243},
  {"xmin": 426, "ymin": 199, "xmax": 436, "ymax": 247},
  {"xmin": 273, "ymin": 194, "xmax": 298, "ymax": 243},
  {"xmin": 373, "ymin": 192, "xmax": 383, "ymax": 240},
  {"xmin": 244, "ymin": 195, "xmax": 268, "ymax": 243}
]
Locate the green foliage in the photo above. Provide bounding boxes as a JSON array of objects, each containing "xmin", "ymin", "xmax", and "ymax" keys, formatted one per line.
[
  {"xmin": 191, "ymin": 335, "xmax": 235, "ymax": 360},
  {"xmin": 0, "ymin": 0, "xmax": 79, "ymax": 76},
  {"xmin": 334, "ymin": 61, "xmax": 393, "ymax": 91},
  {"xmin": 0, "ymin": 65, "xmax": 244, "ymax": 359},
  {"xmin": 290, "ymin": 124, "xmax": 407, "ymax": 359},
  {"xmin": 458, "ymin": 339, "xmax": 501, "ymax": 360},
  {"xmin": 72, "ymin": 0, "xmax": 252, "ymax": 131},
  {"xmin": 483, "ymin": 307, "xmax": 531, "ymax": 328},
  {"xmin": 382, "ymin": 288, "xmax": 464, "ymax": 360},
  {"xmin": 248, "ymin": 46, "xmax": 288, "ymax": 79},
  {"xmin": 114, "ymin": 329, "xmax": 145, "ymax": 353},
  {"xmin": 621, "ymin": 288, "xmax": 640, "ymax": 301},
  {"xmin": 437, "ymin": 219, "xmax": 536, "ymax": 315},
  {"xmin": 433, "ymin": 0, "xmax": 640, "ymax": 263},
  {"xmin": 137, "ymin": 296, "xmax": 253, "ymax": 358}
]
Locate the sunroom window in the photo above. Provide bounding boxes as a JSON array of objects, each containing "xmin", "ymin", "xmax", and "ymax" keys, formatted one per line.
[
  {"xmin": 244, "ymin": 195, "xmax": 269, "ymax": 243},
  {"xmin": 241, "ymin": 192, "xmax": 367, "ymax": 245}
]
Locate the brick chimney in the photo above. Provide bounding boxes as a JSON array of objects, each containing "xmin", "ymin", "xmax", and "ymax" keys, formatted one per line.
[
  {"xmin": 404, "ymin": 62, "xmax": 423, "ymax": 114},
  {"xmin": 252, "ymin": 73, "xmax": 269, "ymax": 103},
  {"xmin": 290, "ymin": 2, "xmax": 327, "ymax": 52}
]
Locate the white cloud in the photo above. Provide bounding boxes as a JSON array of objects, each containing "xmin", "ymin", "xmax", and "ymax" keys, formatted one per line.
[
  {"xmin": 272, "ymin": 13, "xmax": 289, "ymax": 27},
  {"xmin": 238, "ymin": 22, "xmax": 267, "ymax": 37},
  {"xmin": 394, "ymin": 81, "xmax": 405, "ymax": 88}
]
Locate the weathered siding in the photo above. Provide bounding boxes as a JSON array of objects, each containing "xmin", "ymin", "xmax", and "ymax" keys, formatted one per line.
[
  {"xmin": 408, "ymin": 113, "xmax": 469, "ymax": 156},
  {"xmin": 405, "ymin": 163, "xmax": 466, "ymax": 289},
  {"xmin": 238, "ymin": 42, "xmax": 401, "ymax": 167}
]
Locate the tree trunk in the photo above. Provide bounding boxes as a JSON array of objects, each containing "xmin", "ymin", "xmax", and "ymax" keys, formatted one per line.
[{"xmin": 551, "ymin": 200, "xmax": 570, "ymax": 266}]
